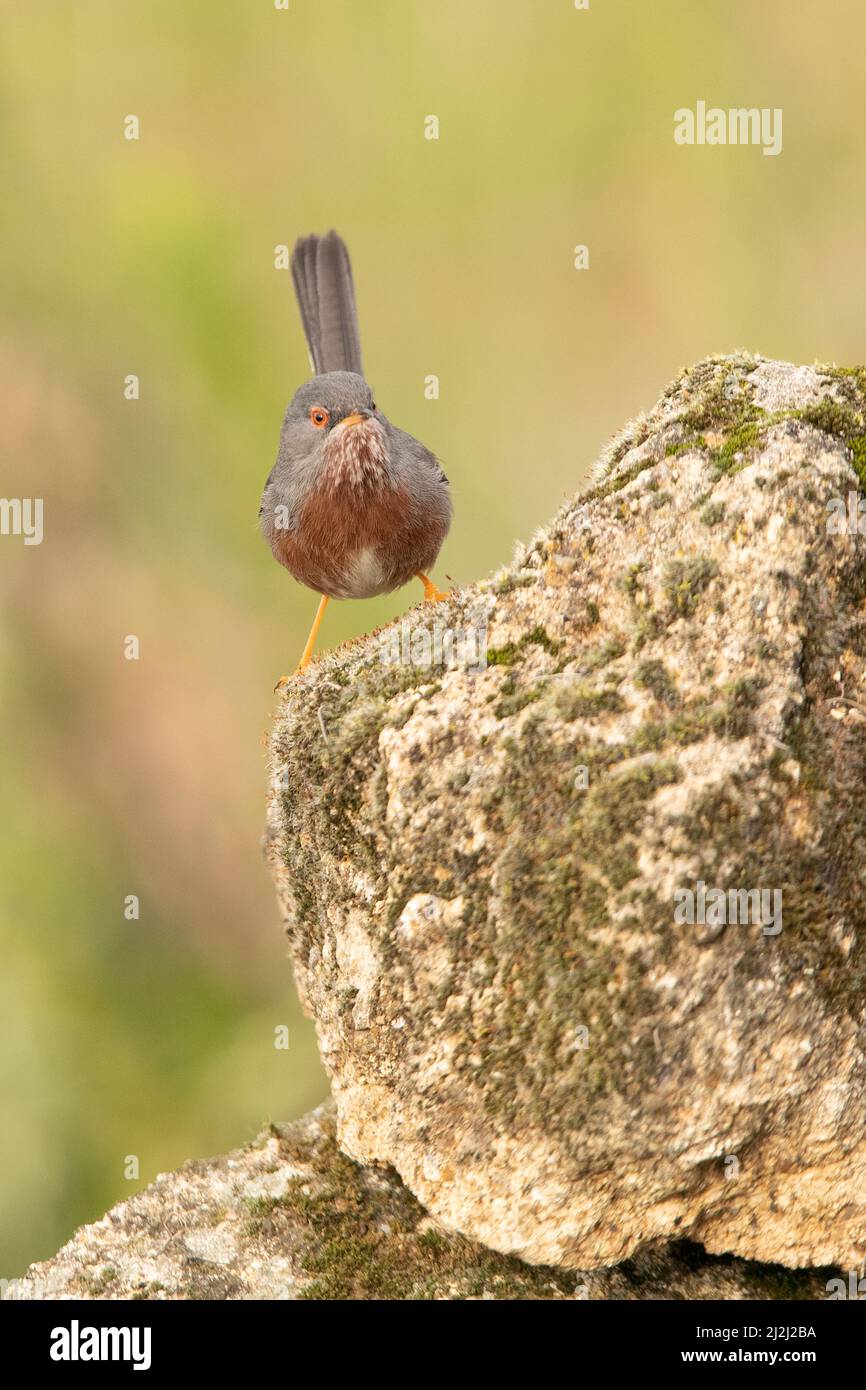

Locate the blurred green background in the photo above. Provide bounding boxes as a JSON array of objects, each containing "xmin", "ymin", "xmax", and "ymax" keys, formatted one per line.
[{"xmin": 1, "ymin": 0, "xmax": 864, "ymax": 1278}]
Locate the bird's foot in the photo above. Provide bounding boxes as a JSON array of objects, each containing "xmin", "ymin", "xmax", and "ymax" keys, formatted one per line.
[
  {"xmin": 274, "ymin": 657, "xmax": 314, "ymax": 692},
  {"xmin": 417, "ymin": 572, "xmax": 450, "ymax": 603}
]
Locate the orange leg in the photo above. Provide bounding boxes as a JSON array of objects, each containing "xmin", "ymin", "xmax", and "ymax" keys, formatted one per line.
[
  {"xmin": 274, "ymin": 594, "xmax": 329, "ymax": 689},
  {"xmin": 416, "ymin": 571, "xmax": 450, "ymax": 602}
]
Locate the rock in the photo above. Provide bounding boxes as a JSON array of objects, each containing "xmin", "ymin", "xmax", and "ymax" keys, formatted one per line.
[
  {"xmin": 266, "ymin": 355, "xmax": 866, "ymax": 1272},
  {"xmin": 8, "ymin": 1103, "xmax": 837, "ymax": 1300}
]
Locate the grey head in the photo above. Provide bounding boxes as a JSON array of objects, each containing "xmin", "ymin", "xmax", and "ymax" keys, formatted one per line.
[
  {"xmin": 275, "ymin": 368, "xmax": 392, "ymax": 476},
  {"xmin": 280, "ymin": 372, "xmax": 380, "ymax": 461},
  {"xmin": 261, "ymin": 371, "xmax": 397, "ymax": 534}
]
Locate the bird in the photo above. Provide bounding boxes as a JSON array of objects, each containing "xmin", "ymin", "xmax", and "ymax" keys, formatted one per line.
[{"xmin": 260, "ymin": 231, "xmax": 452, "ymax": 682}]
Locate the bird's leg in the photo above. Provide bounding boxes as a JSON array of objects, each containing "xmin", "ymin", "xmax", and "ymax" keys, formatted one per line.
[
  {"xmin": 298, "ymin": 594, "xmax": 330, "ymax": 670},
  {"xmin": 416, "ymin": 572, "xmax": 449, "ymax": 602},
  {"xmin": 274, "ymin": 594, "xmax": 330, "ymax": 690}
]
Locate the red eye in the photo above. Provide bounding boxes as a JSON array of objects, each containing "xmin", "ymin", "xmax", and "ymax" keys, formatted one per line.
[{"xmin": 310, "ymin": 407, "xmax": 329, "ymax": 429}]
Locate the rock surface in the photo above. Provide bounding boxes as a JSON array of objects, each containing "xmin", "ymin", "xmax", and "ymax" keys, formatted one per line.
[
  {"xmin": 9, "ymin": 1103, "xmax": 837, "ymax": 1300},
  {"xmin": 267, "ymin": 355, "xmax": 866, "ymax": 1272}
]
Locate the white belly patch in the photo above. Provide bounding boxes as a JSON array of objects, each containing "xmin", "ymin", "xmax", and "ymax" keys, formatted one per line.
[{"xmin": 340, "ymin": 546, "xmax": 388, "ymax": 599}]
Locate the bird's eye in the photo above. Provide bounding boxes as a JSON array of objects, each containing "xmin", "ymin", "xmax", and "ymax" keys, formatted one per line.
[
  {"xmin": 310, "ymin": 406, "xmax": 329, "ymax": 428},
  {"xmin": 371, "ymin": 402, "xmax": 377, "ymax": 411}
]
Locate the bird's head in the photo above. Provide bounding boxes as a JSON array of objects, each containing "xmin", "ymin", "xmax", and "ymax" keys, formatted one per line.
[{"xmin": 280, "ymin": 372, "xmax": 390, "ymax": 489}]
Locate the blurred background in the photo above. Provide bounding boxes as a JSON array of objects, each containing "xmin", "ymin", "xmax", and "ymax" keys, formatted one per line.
[{"xmin": 1, "ymin": 0, "xmax": 864, "ymax": 1278}]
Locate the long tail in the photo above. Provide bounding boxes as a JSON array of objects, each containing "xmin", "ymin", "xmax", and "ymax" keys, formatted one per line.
[{"xmin": 290, "ymin": 231, "xmax": 364, "ymax": 376}]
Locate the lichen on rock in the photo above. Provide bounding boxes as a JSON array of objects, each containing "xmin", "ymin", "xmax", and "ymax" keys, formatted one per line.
[{"xmin": 266, "ymin": 354, "xmax": 866, "ymax": 1272}]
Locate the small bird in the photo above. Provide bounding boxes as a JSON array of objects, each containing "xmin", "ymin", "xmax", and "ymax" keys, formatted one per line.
[{"xmin": 260, "ymin": 231, "xmax": 452, "ymax": 680}]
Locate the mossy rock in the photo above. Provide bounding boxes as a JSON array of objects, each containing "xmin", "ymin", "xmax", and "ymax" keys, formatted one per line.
[{"xmin": 266, "ymin": 356, "xmax": 866, "ymax": 1273}]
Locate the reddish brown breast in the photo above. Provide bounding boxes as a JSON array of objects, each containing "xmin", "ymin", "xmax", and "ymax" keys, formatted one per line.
[
  {"xmin": 269, "ymin": 478, "xmax": 447, "ymax": 600},
  {"xmin": 267, "ymin": 416, "xmax": 448, "ymax": 599}
]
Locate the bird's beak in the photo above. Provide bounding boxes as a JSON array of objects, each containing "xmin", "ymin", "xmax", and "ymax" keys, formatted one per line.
[{"xmin": 340, "ymin": 411, "xmax": 367, "ymax": 430}]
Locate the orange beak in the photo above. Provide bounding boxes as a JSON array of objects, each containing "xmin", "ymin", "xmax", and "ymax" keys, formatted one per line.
[{"xmin": 340, "ymin": 412, "xmax": 365, "ymax": 429}]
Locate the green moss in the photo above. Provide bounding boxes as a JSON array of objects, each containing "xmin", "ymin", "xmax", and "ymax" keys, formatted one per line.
[
  {"xmin": 581, "ymin": 455, "xmax": 656, "ymax": 503},
  {"xmin": 620, "ymin": 562, "xmax": 646, "ymax": 601},
  {"xmin": 586, "ymin": 358, "xmax": 866, "ymax": 518},
  {"xmin": 824, "ymin": 365, "xmax": 866, "ymax": 392},
  {"xmin": 850, "ymin": 435, "xmax": 866, "ymax": 488},
  {"xmin": 486, "ymin": 643, "xmax": 520, "ymax": 667},
  {"xmin": 85, "ymin": 1266, "xmax": 118, "ymax": 1295},
  {"xmin": 710, "ymin": 417, "xmax": 762, "ymax": 472},
  {"xmin": 624, "ymin": 677, "xmax": 765, "ymax": 753},
  {"xmin": 579, "ymin": 637, "xmax": 626, "ymax": 672},
  {"xmin": 273, "ymin": 660, "xmax": 448, "ymax": 941},
  {"xmin": 555, "ymin": 683, "xmax": 624, "ymax": 721},
  {"xmin": 524, "ymin": 624, "xmax": 561, "ymax": 655},
  {"xmin": 700, "ymin": 501, "xmax": 726, "ymax": 526},
  {"xmin": 487, "ymin": 626, "xmax": 561, "ymax": 668},
  {"xmin": 631, "ymin": 610, "xmax": 662, "ymax": 650},
  {"xmin": 678, "ymin": 362, "xmax": 756, "ymax": 436},
  {"xmin": 665, "ymin": 359, "xmax": 778, "ymax": 477},
  {"xmin": 666, "ymin": 436, "xmax": 707, "ymax": 457},
  {"xmin": 495, "ymin": 684, "xmax": 542, "ymax": 719},
  {"xmin": 634, "ymin": 659, "xmax": 680, "ymax": 706},
  {"xmin": 467, "ymin": 722, "xmax": 683, "ymax": 1125},
  {"xmin": 803, "ymin": 368, "xmax": 866, "ymax": 491},
  {"xmin": 487, "ymin": 628, "xmax": 565, "ymax": 714},
  {"xmin": 242, "ymin": 1194, "xmax": 284, "ymax": 1234},
  {"xmin": 595, "ymin": 416, "xmax": 652, "ymax": 480},
  {"xmin": 491, "ymin": 571, "xmax": 534, "ymax": 595},
  {"xmin": 581, "ymin": 759, "xmax": 681, "ymax": 889},
  {"xmin": 662, "ymin": 556, "xmax": 718, "ymax": 618},
  {"xmin": 800, "ymin": 398, "xmax": 860, "ymax": 440},
  {"xmin": 630, "ymin": 720, "xmax": 665, "ymax": 752},
  {"xmin": 252, "ymin": 1130, "xmax": 581, "ymax": 1301},
  {"xmin": 131, "ymin": 1281, "xmax": 167, "ymax": 1300}
]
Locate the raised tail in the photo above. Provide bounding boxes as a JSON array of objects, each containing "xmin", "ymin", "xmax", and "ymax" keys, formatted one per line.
[{"xmin": 290, "ymin": 231, "xmax": 364, "ymax": 376}]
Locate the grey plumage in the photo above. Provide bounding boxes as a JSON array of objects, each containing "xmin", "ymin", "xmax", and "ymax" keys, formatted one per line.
[{"xmin": 290, "ymin": 231, "xmax": 364, "ymax": 376}]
